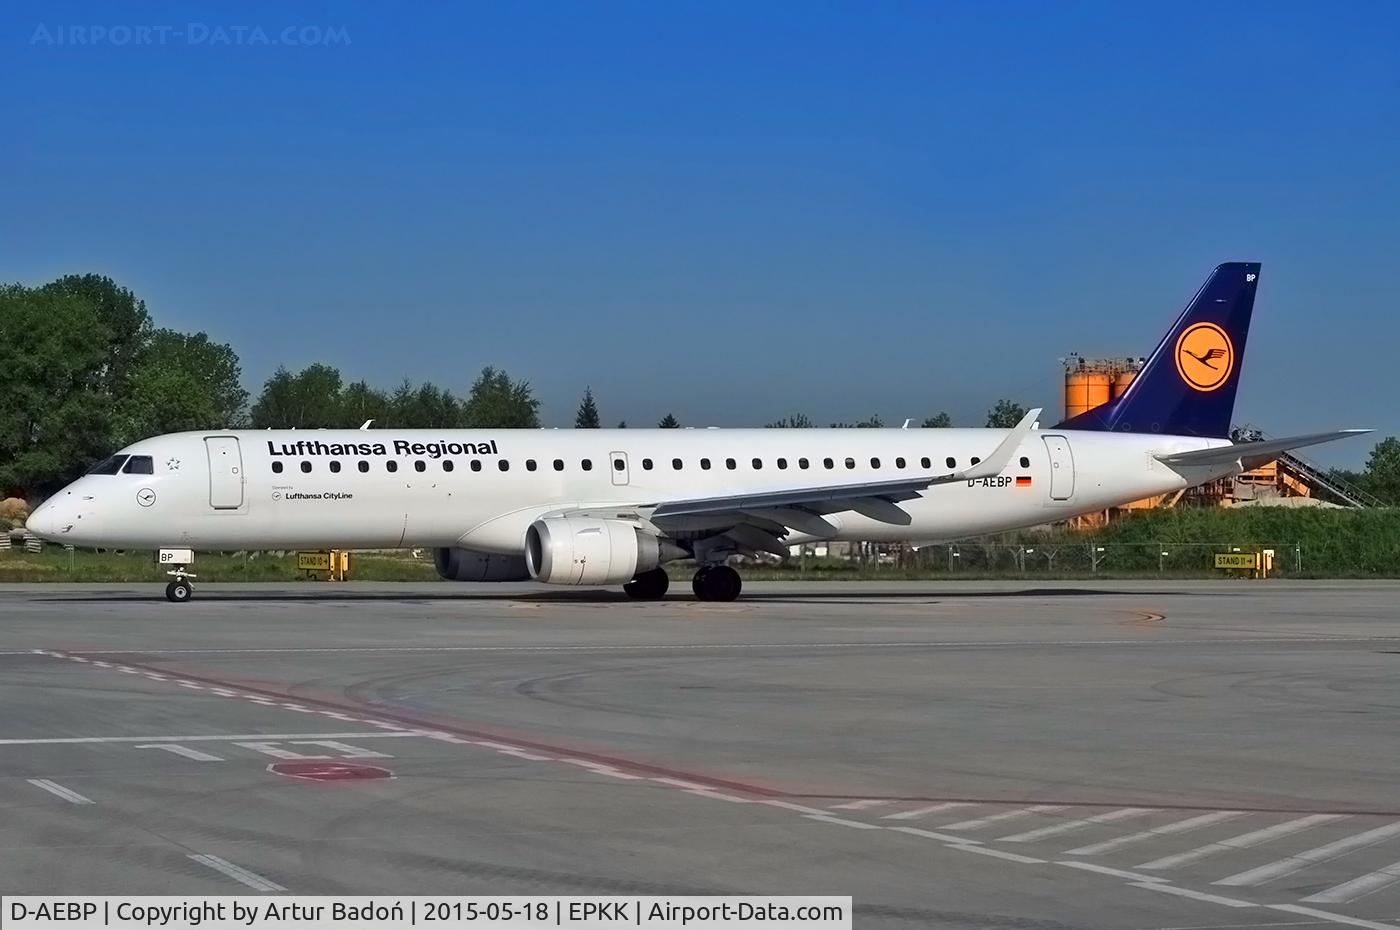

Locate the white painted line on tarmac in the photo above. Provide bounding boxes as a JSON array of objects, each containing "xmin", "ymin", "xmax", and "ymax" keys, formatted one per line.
[
  {"xmin": 1138, "ymin": 814, "xmax": 1349, "ymax": 870},
  {"xmin": 943, "ymin": 805, "xmax": 1069, "ymax": 831},
  {"xmin": 1058, "ymin": 861, "xmax": 1169, "ymax": 884},
  {"xmin": 803, "ymin": 814, "xmax": 883, "ymax": 830},
  {"xmin": 0, "ymin": 731, "xmax": 425, "ymax": 745},
  {"xmin": 188, "ymin": 854, "xmax": 284, "ymax": 893},
  {"xmin": 26, "ymin": 778, "xmax": 93, "ymax": 804},
  {"xmin": 887, "ymin": 826, "xmax": 983, "ymax": 844},
  {"xmin": 1267, "ymin": 904, "xmax": 1400, "ymax": 930},
  {"xmin": 1000, "ymin": 807, "xmax": 1156, "ymax": 842},
  {"xmin": 881, "ymin": 802, "xmax": 973, "ymax": 821},
  {"xmin": 1215, "ymin": 821, "xmax": 1400, "ymax": 887},
  {"xmin": 830, "ymin": 799, "xmax": 890, "ymax": 811},
  {"xmin": 949, "ymin": 844, "xmax": 1045, "ymax": 864},
  {"xmin": 1127, "ymin": 882, "xmax": 1257, "ymax": 908},
  {"xmin": 135, "ymin": 744, "xmax": 225, "ymax": 762},
  {"xmin": 1302, "ymin": 859, "xmax": 1400, "ymax": 904},
  {"xmin": 1067, "ymin": 811, "xmax": 1246, "ymax": 856}
]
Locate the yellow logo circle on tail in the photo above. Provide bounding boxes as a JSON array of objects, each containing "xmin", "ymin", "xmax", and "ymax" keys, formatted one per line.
[{"xmin": 1174, "ymin": 322, "xmax": 1234, "ymax": 392}]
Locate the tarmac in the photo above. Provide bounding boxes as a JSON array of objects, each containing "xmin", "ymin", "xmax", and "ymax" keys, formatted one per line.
[{"xmin": 2, "ymin": 579, "xmax": 1399, "ymax": 929}]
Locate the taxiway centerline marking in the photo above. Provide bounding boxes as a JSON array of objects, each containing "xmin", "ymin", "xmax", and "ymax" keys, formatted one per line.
[
  {"xmin": 1216, "ymin": 822, "xmax": 1400, "ymax": 887},
  {"xmin": 0, "ymin": 732, "xmax": 425, "ymax": 745},
  {"xmin": 1267, "ymin": 905, "xmax": 1400, "ymax": 930},
  {"xmin": 830, "ymin": 799, "xmax": 891, "ymax": 811},
  {"xmin": 188, "ymin": 854, "xmax": 284, "ymax": 893},
  {"xmin": 1138, "ymin": 814, "xmax": 1349, "ymax": 870},
  {"xmin": 26, "ymin": 778, "xmax": 94, "ymax": 804}
]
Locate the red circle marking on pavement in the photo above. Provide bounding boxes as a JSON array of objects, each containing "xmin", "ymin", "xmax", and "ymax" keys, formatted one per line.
[{"xmin": 268, "ymin": 761, "xmax": 394, "ymax": 782}]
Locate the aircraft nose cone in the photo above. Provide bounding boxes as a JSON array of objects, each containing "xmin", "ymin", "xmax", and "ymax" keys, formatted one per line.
[{"xmin": 25, "ymin": 503, "xmax": 55, "ymax": 540}]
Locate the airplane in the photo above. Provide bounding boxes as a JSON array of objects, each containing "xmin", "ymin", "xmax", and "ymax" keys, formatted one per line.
[{"xmin": 26, "ymin": 262, "xmax": 1368, "ymax": 603}]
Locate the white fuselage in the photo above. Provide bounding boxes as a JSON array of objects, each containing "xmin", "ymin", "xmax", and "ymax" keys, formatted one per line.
[{"xmin": 28, "ymin": 427, "xmax": 1232, "ymax": 553}]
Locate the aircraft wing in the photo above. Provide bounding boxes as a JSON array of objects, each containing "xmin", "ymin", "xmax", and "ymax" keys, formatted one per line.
[
  {"xmin": 629, "ymin": 409, "xmax": 1042, "ymax": 547},
  {"xmin": 1155, "ymin": 429, "xmax": 1372, "ymax": 470}
]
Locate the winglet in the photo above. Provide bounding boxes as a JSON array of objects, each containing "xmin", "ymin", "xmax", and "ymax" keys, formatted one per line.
[{"xmin": 962, "ymin": 407, "xmax": 1041, "ymax": 481}]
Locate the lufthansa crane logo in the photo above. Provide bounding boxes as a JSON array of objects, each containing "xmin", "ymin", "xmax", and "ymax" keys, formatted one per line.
[{"xmin": 1174, "ymin": 322, "xmax": 1234, "ymax": 392}]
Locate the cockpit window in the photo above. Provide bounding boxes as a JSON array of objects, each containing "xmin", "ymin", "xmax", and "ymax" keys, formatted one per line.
[
  {"xmin": 122, "ymin": 455, "xmax": 154, "ymax": 475},
  {"xmin": 88, "ymin": 455, "xmax": 129, "ymax": 475}
]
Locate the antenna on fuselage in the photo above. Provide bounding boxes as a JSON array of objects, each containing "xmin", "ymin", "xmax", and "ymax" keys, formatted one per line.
[{"xmin": 359, "ymin": 420, "xmax": 374, "ymax": 430}]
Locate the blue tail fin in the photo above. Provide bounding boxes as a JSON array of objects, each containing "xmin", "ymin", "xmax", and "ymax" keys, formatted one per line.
[{"xmin": 1054, "ymin": 262, "xmax": 1259, "ymax": 438}]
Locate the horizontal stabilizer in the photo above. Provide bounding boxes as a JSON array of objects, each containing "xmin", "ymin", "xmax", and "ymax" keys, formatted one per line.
[{"xmin": 1155, "ymin": 430, "xmax": 1372, "ymax": 469}]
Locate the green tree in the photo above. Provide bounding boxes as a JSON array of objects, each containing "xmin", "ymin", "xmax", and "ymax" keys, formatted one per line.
[
  {"xmin": 766, "ymin": 413, "xmax": 814, "ymax": 428},
  {"xmin": 116, "ymin": 329, "xmax": 248, "ymax": 441},
  {"xmin": 0, "ymin": 285, "xmax": 115, "ymax": 497},
  {"xmin": 39, "ymin": 274, "xmax": 151, "ymax": 399},
  {"xmin": 389, "ymin": 380, "xmax": 465, "ymax": 429},
  {"xmin": 658, "ymin": 413, "xmax": 680, "ymax": 428},
  {"xmin": 985, "ymin": 399, "xmax": 1028, "ymax": 428},
  {"xmin": 1363, "ymin": 437, "xmax": 1400, "ymax": 504},
  {"xmin": 921, "ymin": 412, "xmax": 953, "ymax": 428},
  {"xmin": 831, "ymin": 415, "xmax": 883, "ymax": 428},
  {"xmin": 461, "ymin": 366, "xmax": 540, "ymax": 428},
  {"xmin": 249, "ymin": 364, "xmax": 345, "ymax": 428},
  {"xmin": 340, "ymin": 380, "xmax": 391, "ymax": 429},
  {"xmin": 575, "ymin": 387, "xmax": 601, "ymax": 428}
]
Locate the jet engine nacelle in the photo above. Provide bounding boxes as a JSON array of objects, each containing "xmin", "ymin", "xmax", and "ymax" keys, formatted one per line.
[
  {"xmin": 525, "ymin": 516, "xmax": 663, "ymax": 585},
  {"xmin": 433, "ymin": 546, "xmax": 531, "ymax": 582}
]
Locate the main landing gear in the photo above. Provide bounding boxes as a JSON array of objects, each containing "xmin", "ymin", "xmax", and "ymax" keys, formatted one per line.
[
  {"xmin": 692, "ymin": 564, "xmax": 742, "ymax": 602},
  {"xmin": 623, "ymin": 567, "xmax": 670, "ymax": 600}
]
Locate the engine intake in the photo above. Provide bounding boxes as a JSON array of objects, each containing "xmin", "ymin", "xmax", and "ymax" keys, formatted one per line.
[
  {"xmin": 433, "ymin": 547, "xmax": 531, "ymax": 582},
  {"xmin": 525, "ymin": 517, "xmax": 663, "ymax": 585}
]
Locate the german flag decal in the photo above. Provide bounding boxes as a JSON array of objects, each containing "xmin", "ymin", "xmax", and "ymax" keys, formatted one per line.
[{"xmin": 1015, "ymin": 476, "xmax": 1033, "ymax": 487}]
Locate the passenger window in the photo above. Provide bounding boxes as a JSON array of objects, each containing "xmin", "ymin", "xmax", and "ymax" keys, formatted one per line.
[
  {"xmin": 921, "ymin": 456, "xmax": 932, "ymax": 469},
  {"xmin": 471, "ymin": 460, "xmax": 482, "ymax": 472},
  {"xmin": 672, "ymin": 458, "xmax": 683, "ymax": 470},
  {"xmin": 895, "ymin": 457, "xmax": 906, "ymax": 468},
  {"xmin": 614, "ymin": 458, "xmax": 625, "ymax": 472},
  {"xmin": 777, "ymin": 457, "xmax": 787, "ymax": 469},
  {"xmin": 726, "ymin": 458, "xmax": 737, "ymax": 470},
  {"xmin": 442, "ymin": 460, "xmax": 453, "ymax": 472},
  {"xmin": 526, "ymin": 459, "xmax": 537, "ymax": 471},
  {"xmin": 799, "ymin": 458, "xmax": 809, "ymax": 469},
  {"xmin": 582, "ymin": 459, "xmax": 593, "ymax": 471},
  {"xmin": 88, "ymin": 454, "xmax": 129, "ymax": 475},
  {"xmin": 752, "ymin": 458, "xmax": 762, "ymax": 469},
  {"xmin": 870, "ymin": 457, "xmax": 880, "ymax": 469},
  {"xmin": 845, "ymin": 457, "xmax": 856, "ymax": 469},
  {"xmin": 823, "ymin": 457, "xmax": 834, "ymax": 469},
  {"xmin": 387, "ymin": 460, "xmax": 398, "ymax": 473},
  {"xmin": 642, "ymin": 458, "xmax": 653, "ymax": 470},
  {"xmin": 1019, "ymin": 456, "xmax": 1030, "ymax": 468},
  {"xmin": 122, "ymin": 455, "xmax": 154, "ymax": 475},
  {"xmin": 553, "ymin": 459, "xmax": 564, "ymax": 471},
  {"xmin": 946, "ymin": 456, "xmax": 956, "ymax": 469},
  {"xmin": 272, "ymin": 461, "xmax": 284, "ymax": 474},
  {"xmin": 700, "ymin": 458, "xmax": 711, "ymax": 470},
  {"xmin": 414, "ymin": 460, "xmax": 426, "ymax": 472},
  {"xmin": 499, "ymin": 460, "xmax": 510, "ymax": 472},
  {"xmin": 301, "ymin": 461, "xmax": 312, "ymax": 473},
  {"xmin": 358, "ymin": 461, "xmax": 369, "ymax": 473},
  {"xmin": 329, "ymin": 461, "xmax": 342, "ymax": 473}
]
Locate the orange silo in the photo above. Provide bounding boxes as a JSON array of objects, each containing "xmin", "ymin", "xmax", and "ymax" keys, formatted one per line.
[
  {"xmin": 1112, "ymin": 368, "xmax": 1137, "ymax": 399},
  {"xmin": 1064, "ymin": 368, "xmax": 1112, "ymax": 419}
]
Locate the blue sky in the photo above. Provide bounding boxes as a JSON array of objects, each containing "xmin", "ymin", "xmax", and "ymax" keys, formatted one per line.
[{"xmin": 3, "ymin": 1, "xmax": 1397, "ymax": 464}]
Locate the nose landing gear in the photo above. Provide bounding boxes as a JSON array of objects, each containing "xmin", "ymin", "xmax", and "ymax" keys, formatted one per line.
[{"xmin": 164, "ymin": 567, "xmax": 197, "ymax": 603}]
